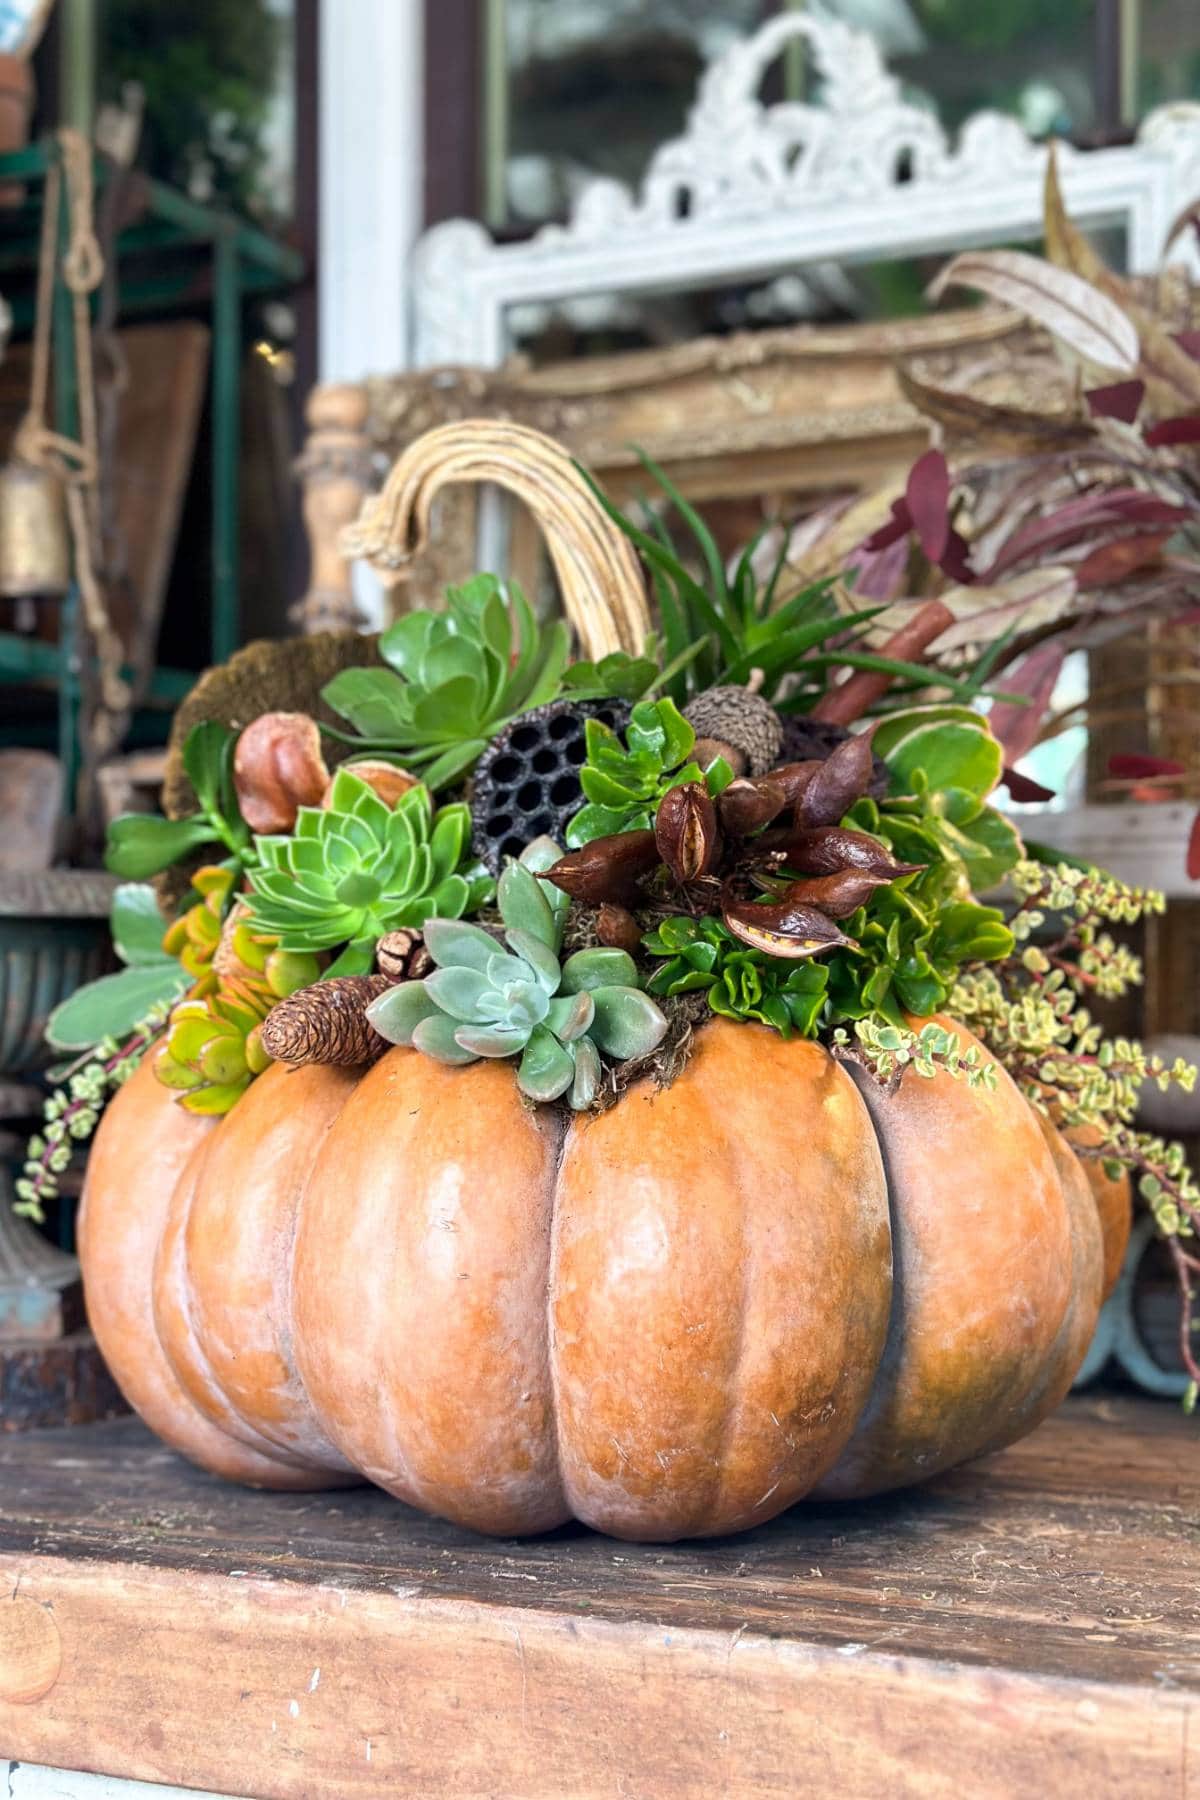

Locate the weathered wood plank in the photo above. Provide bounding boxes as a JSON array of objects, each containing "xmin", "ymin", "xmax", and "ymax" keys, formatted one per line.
[{"xmin": 0, "ymin": 1397, "xmax": 1196, "ymax": 1798}]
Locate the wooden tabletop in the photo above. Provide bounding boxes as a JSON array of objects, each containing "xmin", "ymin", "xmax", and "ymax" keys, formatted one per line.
[{"xmin": 0, "ymin": 1394, "xmax": 1195, "ymax": 1798}]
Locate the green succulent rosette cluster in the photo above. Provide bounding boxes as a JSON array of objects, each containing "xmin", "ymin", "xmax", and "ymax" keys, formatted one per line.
[
  {"xmin": 368, "ymin": 838, "xmax": 668, "ymax": 1109},
  {"xmin": 566, "ymin": 697, "xmax": 732, "ymax": 848},
  {"xmin": 243, "ymin": 768, "xmax": 493, "ymax": 977}
]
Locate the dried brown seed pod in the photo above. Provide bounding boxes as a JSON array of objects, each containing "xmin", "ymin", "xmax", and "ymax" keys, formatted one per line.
[
  {"xmin": 763, "ymin": 868, "xmax": 894, "ymax": 919},
  {"xmin": 542, "ymin": 830, "xmax": 660, "ymax": 906},
  {"xmin": 325, "ymin": 759, "xmax": 418, "ymax": 810},
  {"xmin": 233, "ymin": 711, "xmax": 329, "ymax": 835},
  {"xmin": 655, "ymin": 782, "xmax": 721, "ymax": 882},
  {"xmin": 797, "ymin": 733, "xmax": 875, "ymax": 829},
  {"xmin": 778, "ymin": 825, "xmax": 923, "ymax": 879},
  {"xmin": 721, "ymin": 890, "xmax": 852, "ymax": 959},
  {"xmin": 717, "ymin": 775, "xmax": 788, "ymax": 838},
  {"xmin": 260, "ymin": 974, "xmax": 394, "ymax": 1068},
  {"xmin": 597, "ymin": 903, "xmax": 644, "ymax": 955},
  {"xmin": 769, "ymin": 761, "xmax": 822, "ymax": 810}
]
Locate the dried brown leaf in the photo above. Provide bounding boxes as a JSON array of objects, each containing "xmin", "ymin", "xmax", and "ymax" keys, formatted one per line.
[{"xmin": 928, "ymin": 248, "xmax": 1139, "ymax": 375}]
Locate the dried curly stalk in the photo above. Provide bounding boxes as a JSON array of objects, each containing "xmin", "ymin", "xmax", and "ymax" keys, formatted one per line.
[{"xmin": 341, "ymin": 419, "xmax": 652, "ymax": 660}]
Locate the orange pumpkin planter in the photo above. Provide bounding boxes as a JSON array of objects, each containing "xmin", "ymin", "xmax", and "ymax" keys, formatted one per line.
[
  {"xmin": 71, "ymin": 421, "xmax": 1151, "ymax": 1544},
  {"xmin": 80, "ymin": 1013, "xmax": 1120, "ymax": 1541}
]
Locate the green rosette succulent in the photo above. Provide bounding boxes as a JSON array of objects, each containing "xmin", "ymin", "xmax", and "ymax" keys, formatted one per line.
[
  {"xmin": 243, "ymin": 768, "xmax": 494, "ymax": 977},
  {"xmin": 367, "ymin": 837, "xmax": 668, "ymax": 1109}
]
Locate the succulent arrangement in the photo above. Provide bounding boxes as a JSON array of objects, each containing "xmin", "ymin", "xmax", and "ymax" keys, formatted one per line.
[
  {"xmin": 15, "ymin": 460, "xmax": 1200, "ymax": 1410},
  {"xmin": 368, "ymin": 839, "xmax": 667, "ymax": 1110}
]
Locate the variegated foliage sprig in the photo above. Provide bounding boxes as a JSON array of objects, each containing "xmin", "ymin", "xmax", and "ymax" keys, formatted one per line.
[{"xmin": 950, "ymin": 858, "xmax": 1199, "ymax": 1406}]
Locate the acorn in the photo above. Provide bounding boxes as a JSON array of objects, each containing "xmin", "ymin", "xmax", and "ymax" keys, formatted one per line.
[{"xmin": 684, "ymin": 683, "xmax": 782, "ymax": 778}]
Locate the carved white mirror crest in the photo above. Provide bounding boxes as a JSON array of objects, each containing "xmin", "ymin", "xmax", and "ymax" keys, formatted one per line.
[{"xmin": 412, "ymin": 11, "xmax": 1200, "ymax": 369}]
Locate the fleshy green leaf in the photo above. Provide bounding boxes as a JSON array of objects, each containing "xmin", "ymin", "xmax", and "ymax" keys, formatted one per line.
[
  {"xmin": 366, "ymin": 980, "xmax": 441, "ymax": 1045},
  {"xmin": 560, "ymin": 948, "xmax": 639, "ymax": 994},
  {"xmin": 412, "ymin": 1012, "xmax": 480, "ymax": 1065},
  {"xmin": 46, "ymin": 963, "xmax": 189, "ymax": 1050},
  {"xmin": 423, "ymin": 919, "xmax": 502, "ymax": 972},
  {"xmin": 504, "ymin": 927, "xmax": 562, "ymax": 995},
  {"xmin": 454, "ymin": 1023, "xmax": 531, "ymax": 1058},
  {"xmin": 105, "ymin": 813, "xmax": 222, "ymax": 880},
  {"xmin": 498, "ymin": 859, "xmax": 559, "ymax": 948},
  {"xmin": 517, "ymin": 1026, "xmax": 576, "ymax": 1102},
  {"xmin": 111, "ymin": 884, "xmax": 174, "ymax": 966},
  {"xmin": 570, "ymin": 1035, "xmax": 601, "ymax": 1109},
  {"xmin": 588, "ymin": 987, "xmax": 669, "ymax": 1060},
  {"xmin": 424, "ymin": 967, "xmax": 495, "ymax": 1023},
  {"xmin": 546, "ymin": 990, "xmax": 596, "ymax": 1043},
  {"xmin": 883, "ymin": 720, "xmax": 1003, "ymax": 802}
]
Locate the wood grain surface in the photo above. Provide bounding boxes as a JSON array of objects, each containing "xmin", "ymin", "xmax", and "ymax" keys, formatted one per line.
[{"xmin": 0, "ymin": 1396, "xmax": 1195, "ymax": 1798}]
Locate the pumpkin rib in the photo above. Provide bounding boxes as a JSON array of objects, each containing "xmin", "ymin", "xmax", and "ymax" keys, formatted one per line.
[
  {"xmin": 177, "ymin": 1062, "xmax": 360, "ymax": 1476},
  {"xmin": 80, "ymin": 1052, "xmax": 324, "ymax": 1489},
  {"xmin": 290, "ymin": 1049, "xmax": 572, "ymax": 1534},
  {"xmin": 152, "ymin": 1131, "xmax": 318, "ymax": 1472},
  {"xmin": 815, "ymin": 1017, "xmax": 1076, "ymax": 1500},
  {"xmin": 550, "ymin": 1021, "xmax": 893, "ymax": 1541}
]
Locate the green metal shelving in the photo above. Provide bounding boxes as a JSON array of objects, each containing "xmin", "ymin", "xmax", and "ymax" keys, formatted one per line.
[{"xmin": 0, "ymin": 137, "xmax": 304, "ymax": 797}]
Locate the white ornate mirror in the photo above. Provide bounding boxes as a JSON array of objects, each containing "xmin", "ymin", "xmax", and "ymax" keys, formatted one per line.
[{"xmin": 411, "ymin": 11, "xmax": 1200, "ymax": 369}]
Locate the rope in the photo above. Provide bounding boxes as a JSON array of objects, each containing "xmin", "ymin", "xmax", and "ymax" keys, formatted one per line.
[{"xmin": 13, "ymin": 128, "xmax": 129, "ymax": 749}]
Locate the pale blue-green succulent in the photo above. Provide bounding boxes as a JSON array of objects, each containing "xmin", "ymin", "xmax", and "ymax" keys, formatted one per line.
[{"xmin": 367, "ymin": 837, "xmax": 667, "ymax": 1109}]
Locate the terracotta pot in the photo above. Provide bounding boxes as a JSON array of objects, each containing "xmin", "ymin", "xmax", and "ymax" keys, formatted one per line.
[
  {"xmin": 0, "ymin": 56, "xmax": 33, "ymax": 207},
  {"xmin": 79, "ymin": 1013, "xmax": 1111, "ymax": 1542}
]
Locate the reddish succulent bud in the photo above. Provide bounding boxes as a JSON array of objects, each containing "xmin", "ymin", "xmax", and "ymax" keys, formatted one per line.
[
  {"xmin": 655, "ymin": 782, "xmax": 721, "ymax": 883},
  {"xmin": 543, "ymin": 831, "xmax": 660, "ymax": 906},
  {"xmin": 233, "ymin": 711, "xmax": 329, "ymax": 835}
]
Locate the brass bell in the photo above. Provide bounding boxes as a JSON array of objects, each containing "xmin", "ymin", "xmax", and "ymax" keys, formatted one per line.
[{"xmin": 0, "ymin": 457, "xmax": 71, "ymax": 599}]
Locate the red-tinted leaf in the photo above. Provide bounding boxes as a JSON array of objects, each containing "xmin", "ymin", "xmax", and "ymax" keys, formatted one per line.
[
  {"xmin": 939, "ymin": 526, "xmax": 976, "ymax": 584},
  {"xmin": 905, "ymin": 449, "xmax": 951, "ymax": 563},
  {"xmin": 1074, "ymin": 533, "xmax": 1169, "ymax": 587},
  {"xmin": 1085, "ymin": 380, "xmax": 1145, "ymax": 423},
  {"xmin": 1188, "ymin": 809, "xmax": 1200, "ymax": 882},
  {"xmin": 851, "ymin": 532, "xmax": 910, "ymax": 600},
  {"xmin": 1144, "ymin": 416, "xmax": 1200, "ymax": 447},
  {"xmin": 1001, "ymin": 766, "xmax": 1055, "ymax": 803},
  {"xmin": 1174, "ymin": 330, "xmax": 1200, "ymax": 362},
  {"xmin": 1108, "ymin": 753, "xmax": 1186, "ymax": 780},
  {"xmin": 988, "ymin": 642, "xmax": 1066, "ymax": 765},
  {"xmin": 985, "ymin": 489, "xmax": 1189, "ymax": 577},
  {"xmin": 861, "ymin": 496, "xmax": 912, "ymax": 553}
]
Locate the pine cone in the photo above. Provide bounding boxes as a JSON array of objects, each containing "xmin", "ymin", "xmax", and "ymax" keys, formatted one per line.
[
  {"xmin": 375, "ymin": 929, "xmax": 431, "ymax": 982},
  {"xmin": 260, "ymin": 975, "xmax": 394, "ymax": 1068}
]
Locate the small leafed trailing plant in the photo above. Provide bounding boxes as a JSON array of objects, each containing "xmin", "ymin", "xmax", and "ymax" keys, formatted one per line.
[
  {"xmin": 367, "ymin": 839, "xmax": 667, "ymax": 1108},
  {"xmin": 948, "ymin": 858, "xmax": 1199, "ymax": 1404}
]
